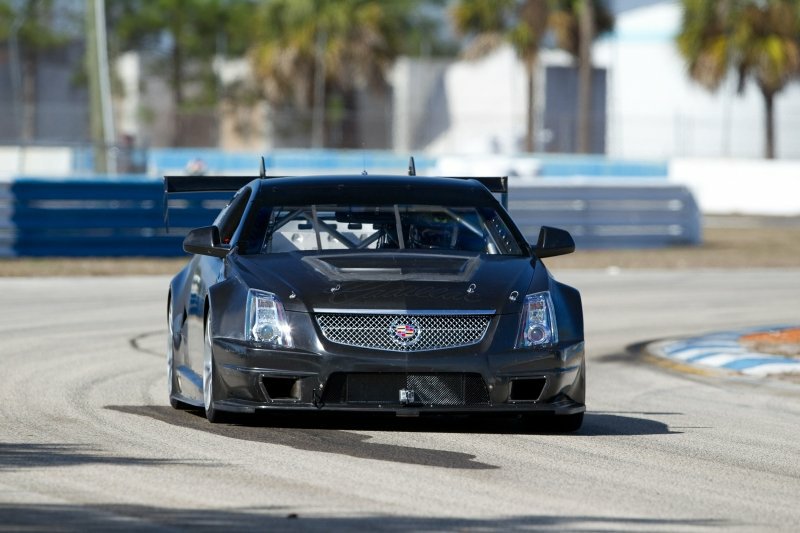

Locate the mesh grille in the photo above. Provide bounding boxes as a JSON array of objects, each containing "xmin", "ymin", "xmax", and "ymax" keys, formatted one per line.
[
  {"xmin": 407, "ymin": 374, "xmax": 485, "ymax": 406},
  {"xmin": 315, "ymin": 313, "xmax": 491, "ymax": 352},
  {"xmin": 323, "ymin": 373, "xmax": 490, "ymax": 406}
]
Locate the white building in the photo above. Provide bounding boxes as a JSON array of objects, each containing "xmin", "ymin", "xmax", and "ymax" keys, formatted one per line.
[
  {"xmin": 600, "ymin": 1, "xmax": 800, "ymax": 160},
  {"xmin": 395, "ymin": 0, "xmax": 800, "ymax": 160}
]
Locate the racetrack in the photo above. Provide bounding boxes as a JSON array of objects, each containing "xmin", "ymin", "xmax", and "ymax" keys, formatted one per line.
[{"xmin": 1, "ymin": 270, "xmax": 799, "ymax": 531}]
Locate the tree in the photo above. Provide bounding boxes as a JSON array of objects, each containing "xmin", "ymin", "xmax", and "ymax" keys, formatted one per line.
[
  {"xmin": 676, "ymin": 0, "xmax": 800, "ymax": 159},
  {"xmin": 549, "ymin": 0, "xmax": 613, "ymax": 153},
  {"xmin": 452, "ymin": 0, "xmax": 550, "ymax": 153},
  {"xmin": 107, "ymin": 0, "xmax": 255, "ymax": 146},
  {"xmin": 0, "ymin": 2, "xmax": 12, "ymax": 40},
  {"xmin": 0, "ymin": 0, "xmax": 76, "ymax": 142},
  {"xmin": 248, "ymin": 0, "xmax": 422, "ymax": 148}
]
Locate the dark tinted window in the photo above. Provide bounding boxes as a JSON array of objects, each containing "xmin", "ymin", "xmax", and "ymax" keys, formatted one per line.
[{"xmin": 245, "ymin": 203, "xmax": 523, "ymax": 255}]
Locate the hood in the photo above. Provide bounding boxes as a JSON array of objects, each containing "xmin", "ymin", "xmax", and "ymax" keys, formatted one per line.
[{"xmin": 230, "ymin": 252, "xmax": 535, "ymax": 315}]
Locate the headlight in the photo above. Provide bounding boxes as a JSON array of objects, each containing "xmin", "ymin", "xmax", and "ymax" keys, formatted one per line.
[
  {"xmin": 516, "ymin": 291, "xmax": 558, "ymax": 348},
  {"xmin": 245, "ymin": 289, "xmax": 293, "ymax": 346}
]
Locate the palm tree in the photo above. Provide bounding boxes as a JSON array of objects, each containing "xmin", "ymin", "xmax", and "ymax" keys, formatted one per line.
[
  {"xmin": 452, "ymin": 0, "xmax": 550, "ymax": 152},
  {"xmin": 248, "ymin": 0, "xmax": 414, "ymax": 148},
  {"xmin": 108, "ymin": 0, "xmax": 244, "ymax": 146},
  {"xmin": 676, "ymin": 0, "xmax": 800, "ymax": 159},
  {"xmin": 549, "ymin": 0, "xmax": 613, "ymax": 153}
]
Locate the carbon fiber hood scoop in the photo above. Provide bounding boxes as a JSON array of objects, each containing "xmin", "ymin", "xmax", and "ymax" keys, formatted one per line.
[{"xmin": 302, "ymin": 253, "xmax": 479, "ymax": 282}]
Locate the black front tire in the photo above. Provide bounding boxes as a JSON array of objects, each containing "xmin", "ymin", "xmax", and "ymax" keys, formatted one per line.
[
  {"xmin": 167, "ymin": 300, "xmax": 191, "ymax": 410},
  {"xmin": 203, "ymin": 311, "xmax": 229, "ymax": 423}
]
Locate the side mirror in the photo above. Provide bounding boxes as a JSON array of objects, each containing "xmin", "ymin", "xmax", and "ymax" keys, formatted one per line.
[
  {"xmin": 183, "ymin": 226, "xmax": 229, "ymax": 258},
  {"xmin": 533, "ymin": 226, "xmax": 575, "ymax": 258}
]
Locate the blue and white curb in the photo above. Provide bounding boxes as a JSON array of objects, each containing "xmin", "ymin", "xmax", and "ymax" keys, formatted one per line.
[{"xmin": 648, "ymin": 325, "xmax": 800, "ymax": 377}]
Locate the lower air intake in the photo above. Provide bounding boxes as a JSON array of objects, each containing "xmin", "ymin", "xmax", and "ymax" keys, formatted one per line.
[
  {"xmin": 509, "ymin": 377, "xmax": 547, "ymax": 401},
  {"xmin": 322, "ymin": 373, "xmax": 490, "ymax": 406}
]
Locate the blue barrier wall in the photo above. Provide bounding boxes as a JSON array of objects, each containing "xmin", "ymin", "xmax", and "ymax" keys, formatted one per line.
[
  {"xmin": 72, "ymin": 148, "xmax": 668, "ymax": 179},
  {"xmin": 533, "ymin": 156, "xmax": 667, "ymax": 178},
  {"xmin": 0, "ymin": 182, "xmax": 13, "ymax": 257},
  {"xmin": 7, "ymin": 178, "xmax": 232, "ymax": 257},
  {"xmin": 508, "ymin": 183, "xmax": 701, "ymax": 249},
  {"xmin": 2, "ymin": 176, "xmax": 699, "ymax": 257}
]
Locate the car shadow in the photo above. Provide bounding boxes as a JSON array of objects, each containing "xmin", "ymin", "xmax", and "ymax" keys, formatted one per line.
[
  {"xmin": 109, "ymin": 405, "xmax": 679, "ymax": 436},
  {"xmin": 580, "ymin": 412, "xmax": 684, "ymax": 436},
  {"xmin": 108, "ymin": 404, "xmax": 498, "ymax": 470},
  {"xmin": 0, "ymin": 442, "xmax": 188, "ymax": 471},
  {"xmin": 107, "ymin": 405, "xmax": 680, "ymax": 470},
  {"xmin": 0, "ymin": 503, "xmax": 730, "ymax": 532}
]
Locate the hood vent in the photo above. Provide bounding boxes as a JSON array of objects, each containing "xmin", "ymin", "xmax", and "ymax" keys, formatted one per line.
[{"xmin": 304, "ymin": 253, "xmax": 479, "ymax": 282}]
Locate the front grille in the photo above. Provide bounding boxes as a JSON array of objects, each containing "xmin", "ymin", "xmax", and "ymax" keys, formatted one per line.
[
  {"xmin": 322, "ymin": 372, "xmax": 490, "ymax": 406},
  {"xmin": 315, "ymin": 313, "xmax": 491, "ymax": 352}
]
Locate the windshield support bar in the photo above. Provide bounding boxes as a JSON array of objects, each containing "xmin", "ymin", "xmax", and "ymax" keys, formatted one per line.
[
  {"xmin": 300, "ymin": 211, "xmax": 362, "ymax": 250},
  {"xmin": 310, "ymin": 205, "xmax": 323, "ymax": 250},
  {"xmin": 393, "ymin": 204, "xmax": 405, "ymax": 249},
  {"xmin": 356, "ymin": 231, "xmax": 383, "ymax": 249}
]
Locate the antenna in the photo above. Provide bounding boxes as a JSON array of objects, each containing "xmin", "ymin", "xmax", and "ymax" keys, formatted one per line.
[
  {"xmin": 259, "ymin": 156, "xmax": 266, "ymax": 178},
  {"xmin": 408, "ymin": 156, "xmax": 416, "ymax": 176}
]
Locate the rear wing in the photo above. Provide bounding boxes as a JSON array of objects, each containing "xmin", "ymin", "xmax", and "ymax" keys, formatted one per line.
[
  {"xmin": 163, "ymin": 156, "xmax": 509, "ymax": 230},
  {"xmin": 406, "ymin": 156, "xmax": 507, "ymax": 197},
  {"xmin": 445, "ymin": 176, "xmax": 507, "ymax": 209},
  {"xmin": 451, "ymin": 177, "xmax": 507, "ymax": 193},
  {"xmin": 407, "ymin": 156, "xmax": 507, "ymax": 206},
  {"xmin": 162, "ymin": 175, "xmax": 261, "ymax": 232},
  {"xmin": 164, "ymin": 175, "xmax": 259, "ymax": 194},
  {"xmin": 163, "ymin": 156, "xmax": 273, "ymax": 231},
  {"xmin": 164, "ymin": 175, "xmax": 507, "ymax": 194},
  {"xmin": 164, "ymin": 156, "xmax": 274, "ymax": 194}
]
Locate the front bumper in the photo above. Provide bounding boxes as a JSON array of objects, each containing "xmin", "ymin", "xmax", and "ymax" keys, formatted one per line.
[{"xmin": 209, "ymin": 335, "xmax": 586, "ymax": 416}]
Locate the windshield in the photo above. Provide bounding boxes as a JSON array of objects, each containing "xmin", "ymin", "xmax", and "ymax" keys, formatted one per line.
[{"xmin": 239, "ymin": 203, "xmax": 524, "ymax": 255}]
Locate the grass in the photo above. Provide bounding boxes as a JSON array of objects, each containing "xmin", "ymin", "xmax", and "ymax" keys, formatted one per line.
[
  {"xmin": 1, "ymin": 216, "xmax": 798, "ymax": 277},
  {"xmin": 0, "ymin": 257, "xmax": 189, "ymax": 277},
  {"xmin": 549, "ymin": 225, "xmax": 800, "ymax": 270}
]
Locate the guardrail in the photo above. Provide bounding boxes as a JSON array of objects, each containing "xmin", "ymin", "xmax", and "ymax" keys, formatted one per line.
[
  {"xmin": 508, "ymin": 183, "xmax": 701, "ymax": 249},
  {"xmin": 6, "ymin": 179, "xmax": 230, "ymax": 257},
  {"xmin": 0, "ymin": 177, "xmax": 700, "ymax": 257},
  {"xmin": 0, "ymin": 182, "xmax": 14, "ymax": 257}
]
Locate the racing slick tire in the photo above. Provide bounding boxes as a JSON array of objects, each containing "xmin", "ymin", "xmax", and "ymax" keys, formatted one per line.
[
  {"xmin": 167, "ymin": 300, "xmax": 191, "ymax": 410},
  {"xmin": 203, "ymin": 311, "xmax": 228, "ymax": 423}
]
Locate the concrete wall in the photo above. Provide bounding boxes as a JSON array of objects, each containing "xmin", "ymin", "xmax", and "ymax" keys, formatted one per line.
[
  {"xmin": 0, "ymin": 147, "xmax": 73, "ymax": 179},
  {"xmin": 419, "ymin": 47, "xmax": 529, "ymax": 155},
  {"xmin": 670, "ymin": 158, "xmax": 800, "ymax": 216},
  {"xmin": 597, "ymin": 1, "xmax": 800, "ymax": 160},
  {"xmin": 391, "ymin": 1, "xmax": 800, "ymax": 160},
  {"xmin": 390, "ymin": 57, "xmax": 452, "ymax": 153}
]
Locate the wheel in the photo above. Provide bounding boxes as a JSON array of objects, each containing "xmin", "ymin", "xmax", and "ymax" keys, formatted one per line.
[
  {"xmin": 167, "ymin": 300, "xmax": 190, "ymax": 410},
  {"xmin": 203, "ymin": 311, "xmax": 227, "ymax": 423}
]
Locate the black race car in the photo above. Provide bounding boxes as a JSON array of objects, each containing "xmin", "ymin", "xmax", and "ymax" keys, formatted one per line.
[{"xmin": 166, "ymin": 169, "xmax": 585, "ymax": 431}]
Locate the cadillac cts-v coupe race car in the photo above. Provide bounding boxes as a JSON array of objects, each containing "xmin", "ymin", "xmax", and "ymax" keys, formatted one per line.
[{"xmin": 166, "ymin": 167, "xmax": 585, "ymax": 431}]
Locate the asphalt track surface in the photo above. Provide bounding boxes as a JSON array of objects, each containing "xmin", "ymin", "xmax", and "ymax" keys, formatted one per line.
[{"xmin": 1, "ymin": 270, "xmax": 799, "ymax": 532}]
